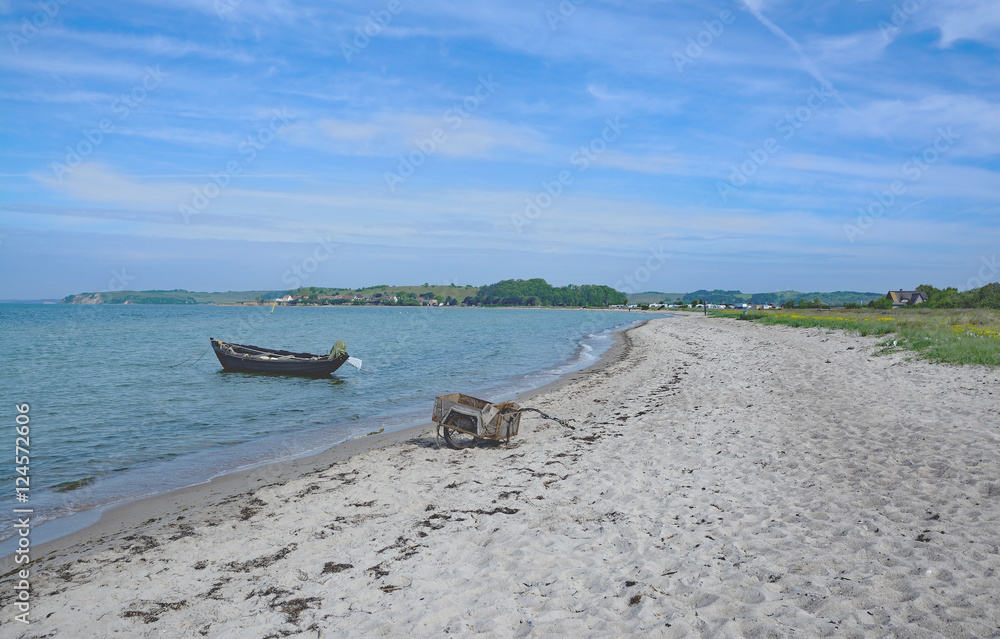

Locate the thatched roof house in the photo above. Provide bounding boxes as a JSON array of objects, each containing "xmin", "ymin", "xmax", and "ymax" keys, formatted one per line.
[{"xmin": 886, "ymin": 290, "xmax": 928, "ymax": 306}]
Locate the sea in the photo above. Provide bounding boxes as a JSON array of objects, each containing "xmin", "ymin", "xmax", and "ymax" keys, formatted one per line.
[{"xmin": 0, "ymin": 304, "xmax": 664, "ymax": 549}]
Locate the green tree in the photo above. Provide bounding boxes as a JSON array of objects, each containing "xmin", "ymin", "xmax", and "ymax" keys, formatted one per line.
[
  {"xmin": 869, "ymin": 297, "xmax": 892, "ymax": 309},
  {"xmin": 473, "ymin": 278, "xmax": 627, "ymax": 307}
]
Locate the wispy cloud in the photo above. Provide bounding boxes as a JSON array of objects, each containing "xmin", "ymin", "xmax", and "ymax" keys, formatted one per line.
[
  {"xmin": 919, "ymin": 0, "xmax": 1000, "ymax": 47},
  {"xmin": 739, "ymin": 0, "xmax": 849, "ymax": 108},
  {"xmin": 45, "ymin": 27, "xmax": 258, "ymax": 63},
  {"xmin": 806, "ymin": 31, "xmax": 891, "ymax": 66},
  {"xmin": 2, "ymin": 0, "xmax": 999, "ymax": 296},
  {"xmin": 293, "ymin": 113, "xmax": 546, "ymax": 158},
  {"xmin": 829, "ymin": 95, "xmax": 1000, "ymax": 157},
  {"xmin": 33, "ymin": 163, "xmax": 192, "ymax": 207}
]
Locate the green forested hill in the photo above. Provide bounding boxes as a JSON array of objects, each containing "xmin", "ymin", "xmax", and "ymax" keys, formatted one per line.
[
  {"xmin": 61, "ymin": 283, "xmax": 950, "ymax": 308},
  {"xmin": 60, "ymin": 290, "xmax": 284, "ymax": 304},
  {"xmin": 288, "ymin": 284, "xmax": 478, "ymax": 302},
  {"xmin": 474, "ymin": 279, "xmax": 628, "ymax": 307}
]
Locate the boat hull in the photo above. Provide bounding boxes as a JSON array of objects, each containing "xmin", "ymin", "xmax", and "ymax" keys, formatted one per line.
[{"xmin": 210, "ymin": 339, "xmax": 348, "ymax": 377}]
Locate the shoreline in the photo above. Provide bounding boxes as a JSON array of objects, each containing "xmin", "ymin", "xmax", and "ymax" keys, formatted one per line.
[
  {"xmin": 1, "ymin": 316, "xmax": 643, "ymax": 567},
  {"xmin": 7, "ymin": 314, "xmax": 999, "ymax": 637}
]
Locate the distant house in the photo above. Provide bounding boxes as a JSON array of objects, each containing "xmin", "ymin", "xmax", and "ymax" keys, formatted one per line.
[
  {"xmin": 886, "ymin": 289, "xmax": 928, "ymax": 307},
  {"xmin": 276, "ymin": 294, "xmax": 294, "ymax": 303}
]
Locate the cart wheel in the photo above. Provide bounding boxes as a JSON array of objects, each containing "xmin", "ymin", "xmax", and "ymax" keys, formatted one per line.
[{"xmin": 443, "ymin": 414, "xmax": 477, "ymax": 450}]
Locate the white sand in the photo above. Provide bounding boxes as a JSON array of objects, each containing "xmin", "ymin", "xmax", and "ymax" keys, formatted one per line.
[{"xmin": 3, "ymin": 315, "xmax": 1000, "ymax": 638}]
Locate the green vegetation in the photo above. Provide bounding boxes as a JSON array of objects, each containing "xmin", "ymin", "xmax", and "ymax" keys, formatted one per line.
[
  {"xmin": 715, "ymin": 305, "xmax": 1000, "ymax": 367},
  {"xmin": 869, "ymin": 297, "xmax": 892, "ymax": 309},
  {"xmin": 60, "ymin": 289, "xmax": 283, "ymax": 304},
  {"xmin": 473, "ymin": 279, "xmax": 628, "ymax": 307},
  {"xmin": 58, "ymin": 280, "xmax": 628, "ymax": 307},
  {"xmin": 67, "ymin": 282, "xmax": 996, "ymax": 314},
  {"xmin": 916, "ymin": 283, "xmax": 1000, "ymax": 309},
  {"xmin": 288, "ymin": 284, "xmax": 477, "ymax": 305},
  {"xmin": 673, "ymin": 289, "xmax": 883, "ymax": 306}
]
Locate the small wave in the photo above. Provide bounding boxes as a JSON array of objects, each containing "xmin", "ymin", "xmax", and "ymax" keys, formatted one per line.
[{"xmin": 1, "ymin": 307, "xmax": 663, "ymax": 549}]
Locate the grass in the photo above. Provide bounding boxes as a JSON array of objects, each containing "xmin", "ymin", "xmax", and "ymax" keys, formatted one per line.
[{"xmin": 712, "ymin": 307, "xmax": 1000, "ymax": 366}]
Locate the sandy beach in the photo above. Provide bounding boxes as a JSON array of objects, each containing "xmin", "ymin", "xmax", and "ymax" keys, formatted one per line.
[{"xmin": 4, "ymin": 314, "xmax": 1000, "ymax": 638}]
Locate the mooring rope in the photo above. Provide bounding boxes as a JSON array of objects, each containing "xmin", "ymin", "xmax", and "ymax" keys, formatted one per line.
[
  {"xmin": 516, "ymin": 407, "xmax": 574, "ymax": 430},
  {"xmin": 169, "ymin": 345, "xmax": 210, "ymax": 368}
]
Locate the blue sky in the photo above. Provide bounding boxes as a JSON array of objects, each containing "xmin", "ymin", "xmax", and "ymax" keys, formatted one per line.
[{"xmin": 1, "ymin": 0, "xmax": 998, "ymax": 298}]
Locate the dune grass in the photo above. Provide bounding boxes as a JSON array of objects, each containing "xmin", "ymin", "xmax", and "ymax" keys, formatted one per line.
[{"xmin": 713, "ymin": 308, "xmax": 1000, "ymax": 366}]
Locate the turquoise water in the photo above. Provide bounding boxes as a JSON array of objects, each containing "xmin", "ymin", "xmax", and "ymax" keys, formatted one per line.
[{"xmin": 0, "ymin": 304, "xmax": 659, "ymax": 543}]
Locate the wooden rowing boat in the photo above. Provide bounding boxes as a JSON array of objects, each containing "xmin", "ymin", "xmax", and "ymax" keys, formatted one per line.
[{"xmin": 210, "ymin": 338, "xmax": 351, "ymax": 376}]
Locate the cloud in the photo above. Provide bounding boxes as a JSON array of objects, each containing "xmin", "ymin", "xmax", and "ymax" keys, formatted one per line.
[
  {"xmin": 34, "ymin": 163, "xmax": 192, "ymax": 207},
  {"xmin": 3, "ymin": 0, "xmax": 1000, "ymax": 296},
  {"xmin": 131, "ymin": 0, "xmax": 301, "ymax": 23},
  {"xmin": 319, "ymin": 119, "xmax": 385, "ymax": 142},
  {"xmin": 829, "ymin": 95, "xmax": 1000, "ymax": 157},
  {"xmin": 0, "ymin": 52, "xmax": 140, "ymax": 78},
  {"xmin": 739, "ymin": 0, "xmax": 849, "ymax": 109},
  {"xmin": 807, "ymin": 31, "xmax": 891, "ymax": 66},
  {"xmin": 585, "ymin": 84, "xmax": 684, "ymax": 114},
  {"xmin": 918, "ymin": 0, "xmax": 1000, "ymax": 47},
  {"xmin": 589, "ymin": 151, "xmax": 689, "ymax": 176},
  {"xmin": 299, "ymin": 113, "xmax": 546, "ymax": 158},
  {"xmin": 0, "ymin": 90, "xmax": 111, "ymax": 104},
  {"xmin": 113, "ymin": 127, "xmax": 238, "ymax": 147},
  {"xmin": 45, "ymin": 27, "xmax": 258, "ymax": 63}
]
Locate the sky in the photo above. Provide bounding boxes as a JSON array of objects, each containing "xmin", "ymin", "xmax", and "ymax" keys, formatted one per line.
[{"xmin": 0, "ymin": 0, "xmax": 998, "ymax": 299}]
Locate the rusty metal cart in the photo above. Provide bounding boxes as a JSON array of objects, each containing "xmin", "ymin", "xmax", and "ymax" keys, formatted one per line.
[{"xmin": 433, "ymin": 393, "xmax": 522, "ymax": 450}]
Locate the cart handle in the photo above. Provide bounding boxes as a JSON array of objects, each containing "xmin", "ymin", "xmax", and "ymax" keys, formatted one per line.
[{"xmin": 515, "ymin": 407, "xmax": 574, "ymax": 430}]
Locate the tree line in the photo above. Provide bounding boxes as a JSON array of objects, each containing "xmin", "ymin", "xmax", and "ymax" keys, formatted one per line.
[
  {"xmin": 914, "ymin": 283, "xmax": 1000, "ymax": 309},
  {"xmin": 472, "ymin": 279, "xmax": 628, "ymax": 307}
]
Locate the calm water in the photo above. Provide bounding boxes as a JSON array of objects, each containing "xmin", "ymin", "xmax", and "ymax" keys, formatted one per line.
[{"xmin": 1, "ymin": 304, "xmax": 658, "ymax": 545}]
